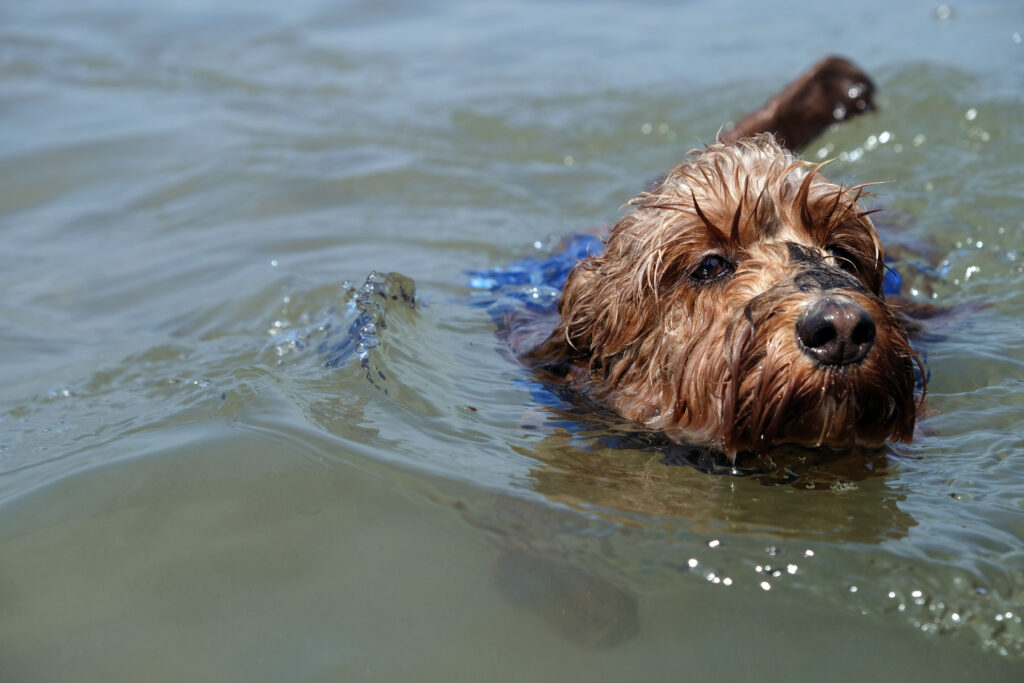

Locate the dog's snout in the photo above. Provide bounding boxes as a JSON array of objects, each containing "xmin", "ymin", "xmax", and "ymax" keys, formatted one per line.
[{"xmin": 797, "ymin": 298, "xmax": 876, "ymax": 366}]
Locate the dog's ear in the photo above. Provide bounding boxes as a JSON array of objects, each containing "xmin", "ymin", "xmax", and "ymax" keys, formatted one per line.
[{"xmin": 524, "ymin": 261, "xmax": 600, "ymax": 369}]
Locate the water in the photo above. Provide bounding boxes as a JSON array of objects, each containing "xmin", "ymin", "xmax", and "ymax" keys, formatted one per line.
[{"xmin": 1, "ymin": 0, "xmax": 1023, "ymax": 680}]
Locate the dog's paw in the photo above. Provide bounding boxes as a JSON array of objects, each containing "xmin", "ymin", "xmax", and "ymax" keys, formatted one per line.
[{"xmin": 803, "ymin": 55, "xmax": 876, "ymax": 124}]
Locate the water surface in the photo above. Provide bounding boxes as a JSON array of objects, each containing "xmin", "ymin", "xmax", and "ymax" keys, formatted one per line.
[{"xmin": 1, "ymin": 1, "xmax": 1023, "ymax": 681}]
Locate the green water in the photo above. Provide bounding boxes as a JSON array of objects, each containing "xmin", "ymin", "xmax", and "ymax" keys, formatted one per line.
[{"xmin": 1, "ymin": 1, "xmax": 1023, "ymax": 680}]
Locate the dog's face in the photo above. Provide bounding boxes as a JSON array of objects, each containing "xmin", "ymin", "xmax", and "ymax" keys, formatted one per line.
[{"xmin": 535, "ymin": 135, "xmax": 921, "ymax": 458}]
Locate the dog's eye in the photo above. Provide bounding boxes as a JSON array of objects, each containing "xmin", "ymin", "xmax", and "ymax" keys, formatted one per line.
[
  {"xmin": 826, "ymin": 245, "xmax": 861, "ymax": 274},
  {"xmin": 690, "ymin": 255, "xmax": 733, "ymax": 283}
]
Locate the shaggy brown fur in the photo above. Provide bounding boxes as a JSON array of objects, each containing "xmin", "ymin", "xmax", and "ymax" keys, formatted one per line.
[{"xmin": 527, "ymin": 134, "xmax": 923, "ymax": 460}]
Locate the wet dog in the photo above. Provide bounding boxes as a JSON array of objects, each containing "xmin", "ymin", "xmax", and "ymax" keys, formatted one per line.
[
  {"xmin": 474, "ymin": 56, "xmax": 926, "ymax": 653},
  {"xmin": 522, "ymin": 57, "xmax": 924, "ymax": 462}
]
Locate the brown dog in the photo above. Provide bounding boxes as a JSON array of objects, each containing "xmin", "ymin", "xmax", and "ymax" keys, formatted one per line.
[{"xmin": 524, "ymin": 58, "xmax": 923, "ymax": 462}]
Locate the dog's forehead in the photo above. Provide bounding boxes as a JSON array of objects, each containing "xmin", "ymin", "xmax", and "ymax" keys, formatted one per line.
[
  {"xmin": 633, "ymin": 138, "xmax": 883, "ymax": 270},
  {"xmin": 661, "ymin": 181, "xmax": 832, "ymax": 249},
  {"xmin": 762, "ymin": 221, "xmax": 824, "ymax": 248}
]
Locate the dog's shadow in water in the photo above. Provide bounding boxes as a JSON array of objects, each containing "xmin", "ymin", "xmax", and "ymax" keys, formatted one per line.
[{"xmin": 477, "ymin": 419, "xmax": 916, "ymax": 649}]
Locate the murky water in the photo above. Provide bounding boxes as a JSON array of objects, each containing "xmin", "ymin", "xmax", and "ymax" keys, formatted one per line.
[{"xmin": 2, "ymin": 1, "xmax": 1023, "ymax": 680}]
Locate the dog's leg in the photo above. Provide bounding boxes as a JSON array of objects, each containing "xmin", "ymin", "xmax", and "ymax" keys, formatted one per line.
[{"xmin": 721, "ymin": 56, "xmax": 875, "ymax": 151}]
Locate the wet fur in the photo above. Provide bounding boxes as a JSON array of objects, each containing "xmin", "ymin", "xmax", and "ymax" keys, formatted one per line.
[{"xmin": 526, "ymin": 135, "xmax": 923, "ymax": 461}]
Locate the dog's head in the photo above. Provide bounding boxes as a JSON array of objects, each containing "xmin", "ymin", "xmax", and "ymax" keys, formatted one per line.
[{"xmin": 533, "ymin": 134, "xmax": 922, "ymax": 458}]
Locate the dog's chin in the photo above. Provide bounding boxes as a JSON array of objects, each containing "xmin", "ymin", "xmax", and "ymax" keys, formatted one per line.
[
  {"xmin": 736, "ymin": 380, "xmax": 913, "ymax": 458},
  {"xmin": 767, "ymin": 388, "xmax": 901, "ymax": 449},
  {"xmin": 656, "ymin": 356, "xmax": 917, "ymax": 461}
]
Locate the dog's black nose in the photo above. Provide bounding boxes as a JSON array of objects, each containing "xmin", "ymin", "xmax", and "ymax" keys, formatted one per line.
[{"xmin": 796, "ymin": 298, "xmax": 876, "ymax": 366}]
